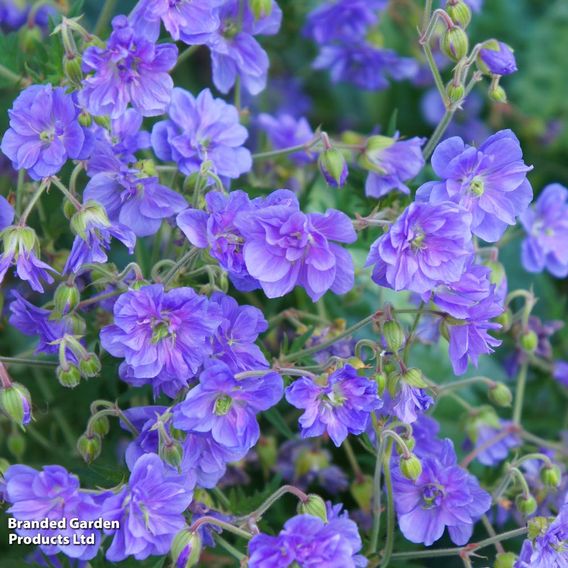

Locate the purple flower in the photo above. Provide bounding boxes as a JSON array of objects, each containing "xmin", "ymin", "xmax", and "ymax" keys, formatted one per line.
[
  {"xmin": 129, "ymin": 0, "xmax": 223, "ymax": 42},
  {"xmin": 364, "ymin": 135, "xmax": 426, "ymax": 198},
  {"xmin": 197, "ymin": 0, "xmax": 283, "ymax": 95},
  {"xmin": 0, "ymin": 226, "xmax": 57, "ymax": 292},
  {"xmin": 1, "ymin": 84, "xmax": 88, "ymax": 180},
  {"xmin": 86, "ymin": 109, "xmax": 150, "ymax": 176},
  {"xmin": 446, "ymin": 295, "xmax": 502, "ymax": 375},
  {"xmin": 234, "ymin": 194, "xmax": 357, "ymax": 301},
  {"xmin": 101, "ymin": 454, "xmax": 193, "ymax": 562},
  {"xmin": 0, "ymin": 195, "xmax": 14, "ymax": 230},
  {"xmin": 9, "ymin": 292, "xmax": 77, "ymax": 359},
  {"xmin": 275, "ymin": 439, "xmax": 349, "ymax": 494},
  {"xmin": 63, "ymin": 201, "xmax": 136, "ymax": 274},
  {"xmin": 177, "ymin": 190, "xmax": 296, "ymax": 291},
  {"xmin": 304, "ymin": 0, "xmax": 387, "ymax": 44},
  {"xmin": 366, "ymin": 201, "xmax": 473, "ymax": 294},
  {"xmin": 412, "ymin": 415, "xmax": 447, "ymax": 459},
  {"xmin": 417, "ymin": 130, "xmax": 533, "ymax": 242},
  {"xmin": 388, "ymin": 383, "xmax": 434, "ymax": 424},
  {"xmin": 248, "ymin": 510, "xmax": 367, "ymax": 567},
  {"xmin": 480, "ymin": 41, "xmax": 517, "ymax": 76},
  {"xmin": 464, "ymin": 419, "xmax": 521, "ymax": 466},
  {"xmin": 520, "ymin": 184, "xmax": 568, "ymax": 278},
  {"xmin": 210, "ymin": 292, "xmax": 269, "ymax": 372},
  {"xmin": 84, "ymin": 170, "xmax": 187, "ymax": 238},
  {"xmin": 515, "ymin": 499, "xmax": 568, "ymax": 568},
  {"xmin": 79, "ymin": 15, "xmax": 178, "ymax": 118},
  {"xmin": 554, "ymin": 361, "xmax": 568, "ymax": 388},
  {"xmin": 152, "ymin": 88, "xmax": 252, "ymax": 179},
  {"xmin": 313, "ymin": 43, "xmax": 417, "ymax": 91},
  {"xmin": 173, "ymin": 362, "xmax": 283, "ymax": 454},
  {"xmin": 3, "ymin": 465, "xmax": 102, "ymax": 560},
  {"xmin": 285, "ymin": 365, "xmax": 382, "ymax": 447},
  {"xmin": 100, "ymin": 284, "xmax": 222, "ymax": 397},
  {"xmin": 393, "ymin": 439, "xmax": 491, "ymax": 546},
  {"xmin": 257, "ymin": 113, "xmax": 315, "ymax": 165},
  {"xmin": 304, "ymin": 322, "xmax": 356, "ymax": 365}
]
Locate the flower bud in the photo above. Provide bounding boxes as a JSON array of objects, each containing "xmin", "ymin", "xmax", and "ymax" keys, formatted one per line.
[
  {"xmin": 0, "ymin": 457, "xmax": 10, "ymax": 475},
  {"xmin": 297, "ymin": 494, "xmax": 328, "ymax": 521},
  {"xmin": 77, "ymin": 433, "xmax": 101, "ymax": 463},
  {"xmin": 494, "ymin": 552, "xmax": 517, "ymax": 568},
  {"xmin": 488, "ymin": 383, "xmax": 513, "ymax": 408},
  {"xmin": 171, "ymin": 529, "xmax": 202, "ymax": 568},
  {"xmin": 71, "ymin": 201, "xmax": 110, "ymax": 239},
  {"xmin": 53, "ymin": 281, "xmax": 80, "ymax": 317},
  {"xmin": 64, "ymin": 54, "xmax": 83, "ymax": 86},
  {"xmin": 520, "ymin": 330, "xmax": 538, "ymax": 353},
  {"xmin": 90, "ymin": 414, "xmax": 110, "ymax": 437},
  {"xmin": 516, "ymin": 494, "xmax": 537, "ymax": 516},
  {"xmin": 7, "ymin": 431, "xmax": 26, "ymax": 460},
  {"xmin": 79, "ymin": 353, "xmax": 102, "ymax": 378},
  {"xmin": 318, "ymin": 148, "xmax": 348, "ymax": 188},
  {"xmin": 78, "ymin": 111, "xmax": 93, "ymax": 128},
  {"xmin": 350, "ymin": 476, "xmax": 373, "ymax": 512},
  {"xmin": 478, "ymin": 40, "xmax": 517, "ymax": 76},
  {"xmin": 93, "ymin": 115, "xmax": 111, "ymax": 129},
  {"xmin": 62, "ymin": 198, "xmax": 77, "ymax": 219},
  {"xmin": 19, "ymin": 26, "xmax": 42, "ymax": 52},
  {"xmin": 540, "ymin": 464, "xmax": 561, "ymax": 488},
  {"xmin": 446, "ymin": 0, "xmax": 472, "ymax": 28},
  {"xmin": 250, "ymin": 0, "xmax": 273, "ymax": 19},
  {"xmin": 401, "ymin": 368, "xmax": 428, "ymax": 389},
  {"xmin": 57, "ymin": 364, "xmax": 82, "ymax": 388},
  {"xmin": 489, "ymin": 84, "xmax": 508, "ymax": 103},
  {"xmin": 441, "ymin": 26, "xmax": 469, "ymax": 61},
  {"xmin": 1, "ymin": 225, "xmax": 39, "ymax": 257},
  {"xmin": 495, "ymin": 309, "xmax": 512, "ymax": 332},
  {"xmin": 375, "ymin": 372, "xmax": 387, "ymax": 396},
  {"xmin": 446, "ymin": 82, "xmax": 464, "ymax": 104},
  {"xmin": 160, "ymin": 439, "xmax": 184, "ymax": 470},
  {"xmin": 383, "ymin": 320, "xmax": 405, "ymax": 352},
  {"xmin": 0, "ymin": 383, "xmax": 32, "ymax": 428},
  {"xmin": 400, "ymin": 454, "xmax": 423, "ymax": 481}
]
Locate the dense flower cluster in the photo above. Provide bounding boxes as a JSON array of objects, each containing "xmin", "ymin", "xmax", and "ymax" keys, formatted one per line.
[{"xmin": 0, "ymin": 1, "xmax": 566, "ymax": 567}]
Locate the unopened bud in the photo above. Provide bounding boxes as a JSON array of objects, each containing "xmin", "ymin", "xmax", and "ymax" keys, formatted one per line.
[
  {"xmin": 53, "ymin": 281, "xmax": 80, "ymax": 317},
  {"xmin": 77, "ymin": 433, "xmax": 101, "ymax": 463},
  {"xmin": 318, "ymin": 148, "xmax": 348, "ymax": 188},
  {"xmin": 375, "ymin": 372, "xmax": 387, "ymax": 395},
  {"xmin": 19, "ymin": 26, "xmax": 42, "ymax": 52},
  {"xmin": 516, "ymin": 494, "xmax": 537, "ymax": 515},
  {"xmin": 297, "ymin": 494, "xmax": 328, "ymax": 521},
  {"xmin": 350, "ymin": 476, "xmax": 373, "ymax": 512},
  {"xmin": 64, "ymin": 54, "xmax": 83, "ymax": 86},
  {"xmin": 0, "ymin": 383, "xmax": 32, "ymax": 428},
  {"xmin": 441, "ymin": 26, "xmax": 469, "ymax": 61},
  {"xmin": 90, "ymin": 414, "xmax": 110, "ymax": 437},
  {"xmin": 160, "ymin": 439, "xmax": 184, "ymax": 470},
  {"xmin": 401, "ymin": 368, "xmax": 428, "ymax": 389},
  {"xmin": 93, "ymin": 115, "xmax": 111, "ymax": 129},
  {"xmin": 494, "ymin": 552, "xmax": 517, "ymax": 568},
  {"xmin": 383, "ymin": 320, "xmax": 405, "ymax": 352},
  {"xmin": 489, "ymin": 84, "xmax": 508, "ymax": 103},
  {"xmin": 446, "ymin": 0, "xmax": 472, "ymax": 28},
  {"xmin": 495, "ymin": 309, "xmax": 512, "ymax": 332},
  {"xmin": 250, "ymin": 0, "xmax": 273, "ymax": 19},
  {"xmin": 171, "ymin": 529, "xmax": 202, "ymax": 568},
  {"xmin": 446, "ymin": 82, "xmax": 464, "ymax": 103},
  {"xmin": 78, "ymin": 111, "xmax": 92, "ymax": 128},
  {"xmin": 400, "ymin": 454, "xmax": 423, "ymax": 481},
  {"xmin": 488, "ymin": 383, "xmax": 513, "ymax": 407},
  {"xmin": 540, "ymin": 464, "xmax": 561, "ymax": 488},
  {"xmin": 63, "ymin": 198, "xmax": 77, "ymax": 219},
  {"xmin": 79, "ymin": 353, "xmax": 101, "ymax": 378},
  {"xmin": 57, "ymin": 364, "xmax": 82, "ymax": 388},
  {"xmin": 520, "ymin": 330, "xmax": 538, "ymax": 353}
]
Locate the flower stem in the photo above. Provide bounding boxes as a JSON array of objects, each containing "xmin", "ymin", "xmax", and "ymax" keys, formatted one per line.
[
  {"xmin": 390, "ymin": 527, "xmax": 528, "ymax": 560},
  {"xmin": 19, "ymin": 180, "xmax": 49, "ymax": 225},
  {"xmin": 51, "ymin": 177, "xmax": 82, "ymax": 209},
  {"xmin": 0, "ymin": 63, "xmax": 25, "ymax": 85},
  {"xmin": 423, "ymin": 109, "xmax": 455, "ymax": 160},
  {"xmin": 380, "ymin": 441, "xmax": 396, "ymax": 567},
  {"xmin": 189, "ymin": 517, "xmax": 253, "ymax": 541},
  {"xmin": 175, "ymin": 45, "xmax": 199, "ymax": 69},
  {"xmin": 513, "ymin": 363, "xmax": 528, "ymax": 425},
  {"xmin": 214, "ymin": 534, "xmax": 246, "ymax": 561},
  {"xmin": 343, "ymin": 437, "xmax": 364, "ymax": 480},
  {"xmin": 0, "ymin": 356, "xmax": 57, "ymax": 367},
  {"xmin": 252, "ymin": 136, "xmax": 320, "ymax": 161},
  {"xmin": 369, "ymin": 436, "xmax": 386, "ymax": 555},
  {"xmin": 238, "ymin": 485, "xmax": 309, "ymax": 523},
  {"xmin": 284, "ymin": 313, "xmax": 378, "ymax": 363},
  {"xmin": 520, "ymin": 429, "xmax": 568, "ymax": 456}
]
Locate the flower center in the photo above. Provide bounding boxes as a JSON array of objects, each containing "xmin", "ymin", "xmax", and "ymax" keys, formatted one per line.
[
  {"xmin": 214, "ymin": 394, "xmax": 233, "ymax": 416},
  {"xmin": 421, "ymin": 483, "xmax": 445, "ymax": 509},
  {"xmin": 411, "ymin": 228, "xmax": 426, "ymax": 250},
  {"xmin": 469, "ymin": 176, "xmax": 485, "ymax": 197},
  {"xmin": 151, "ymin": 320, "xmax": 173, "ymax": 343},
  {"xmin": 39, "ymin": 129, "xmax": 54, "ymax": 143}
]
